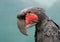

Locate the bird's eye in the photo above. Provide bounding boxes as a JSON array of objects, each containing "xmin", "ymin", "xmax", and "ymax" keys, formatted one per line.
[{"xmin": 27, "ymin": 11, "xmax": 31, "ymax": 13}]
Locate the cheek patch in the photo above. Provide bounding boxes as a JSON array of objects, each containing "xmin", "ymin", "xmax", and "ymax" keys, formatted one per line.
[{"xmin": 26, "ymin": 13, "xmax": 39, "ymax": 25}]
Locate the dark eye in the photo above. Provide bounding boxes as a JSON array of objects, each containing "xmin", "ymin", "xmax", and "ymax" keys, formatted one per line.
[{"xmin": 27, "ymin": 11, "xmax": 31, "ymax": 13}]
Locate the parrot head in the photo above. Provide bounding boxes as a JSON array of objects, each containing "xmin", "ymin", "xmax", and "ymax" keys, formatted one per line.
[{"xmin": 17, "ymin": 7, "xmax": 48, "ymax": 36}]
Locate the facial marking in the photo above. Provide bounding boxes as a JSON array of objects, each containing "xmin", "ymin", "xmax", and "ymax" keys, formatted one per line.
[{"xmin": 26, "ymin": 13, "xmax": 39, "ymax": 25}]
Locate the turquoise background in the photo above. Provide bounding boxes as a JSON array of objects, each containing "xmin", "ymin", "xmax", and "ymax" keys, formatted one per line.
[{"xmin": 0, "ymin": 0, "xmax": 60, "ymax": 42}]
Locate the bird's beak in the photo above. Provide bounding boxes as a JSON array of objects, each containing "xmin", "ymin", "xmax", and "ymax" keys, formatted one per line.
[
  {"xmin": 17, "ymin": 19, "xmax": 28, "ymax": 36},
  {"xmin": 17, "ymin": 19, "xmax": 36, "ymax": 36}
]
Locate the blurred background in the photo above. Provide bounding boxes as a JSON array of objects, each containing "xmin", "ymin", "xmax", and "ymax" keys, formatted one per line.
[{"xmin": 0, "ymin": 0, "xmax": 60, "ymax": 42}]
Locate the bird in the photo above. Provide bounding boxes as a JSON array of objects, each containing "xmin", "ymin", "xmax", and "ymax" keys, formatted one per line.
[{"xmin": 17, "ymin": 7, "xmax": 60, "ymax": 42}]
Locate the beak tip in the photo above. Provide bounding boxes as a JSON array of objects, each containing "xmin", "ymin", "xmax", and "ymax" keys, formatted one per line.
[{"xmin": 23, "ymin": 33, "xmax": 29, "ymax": 36}]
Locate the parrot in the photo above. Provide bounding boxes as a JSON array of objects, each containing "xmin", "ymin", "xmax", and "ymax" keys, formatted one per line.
[{"xmin": 17, "ymin": 7, "xmax": 60, "ymax": 42}]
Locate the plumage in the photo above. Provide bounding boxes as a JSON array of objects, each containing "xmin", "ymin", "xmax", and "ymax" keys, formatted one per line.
[
  {"xmin": 17, "ymin": 7, "xmax": 60, "ymax": 42},
  {"xmin": 35, "ymin": 19, "xmax": 60, "ymax": 42}
]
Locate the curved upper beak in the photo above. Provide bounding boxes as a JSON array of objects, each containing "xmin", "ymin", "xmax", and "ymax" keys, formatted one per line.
[{"xmin": 17, "ymin": 19, "xmax": 28, "ymax": 36}]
